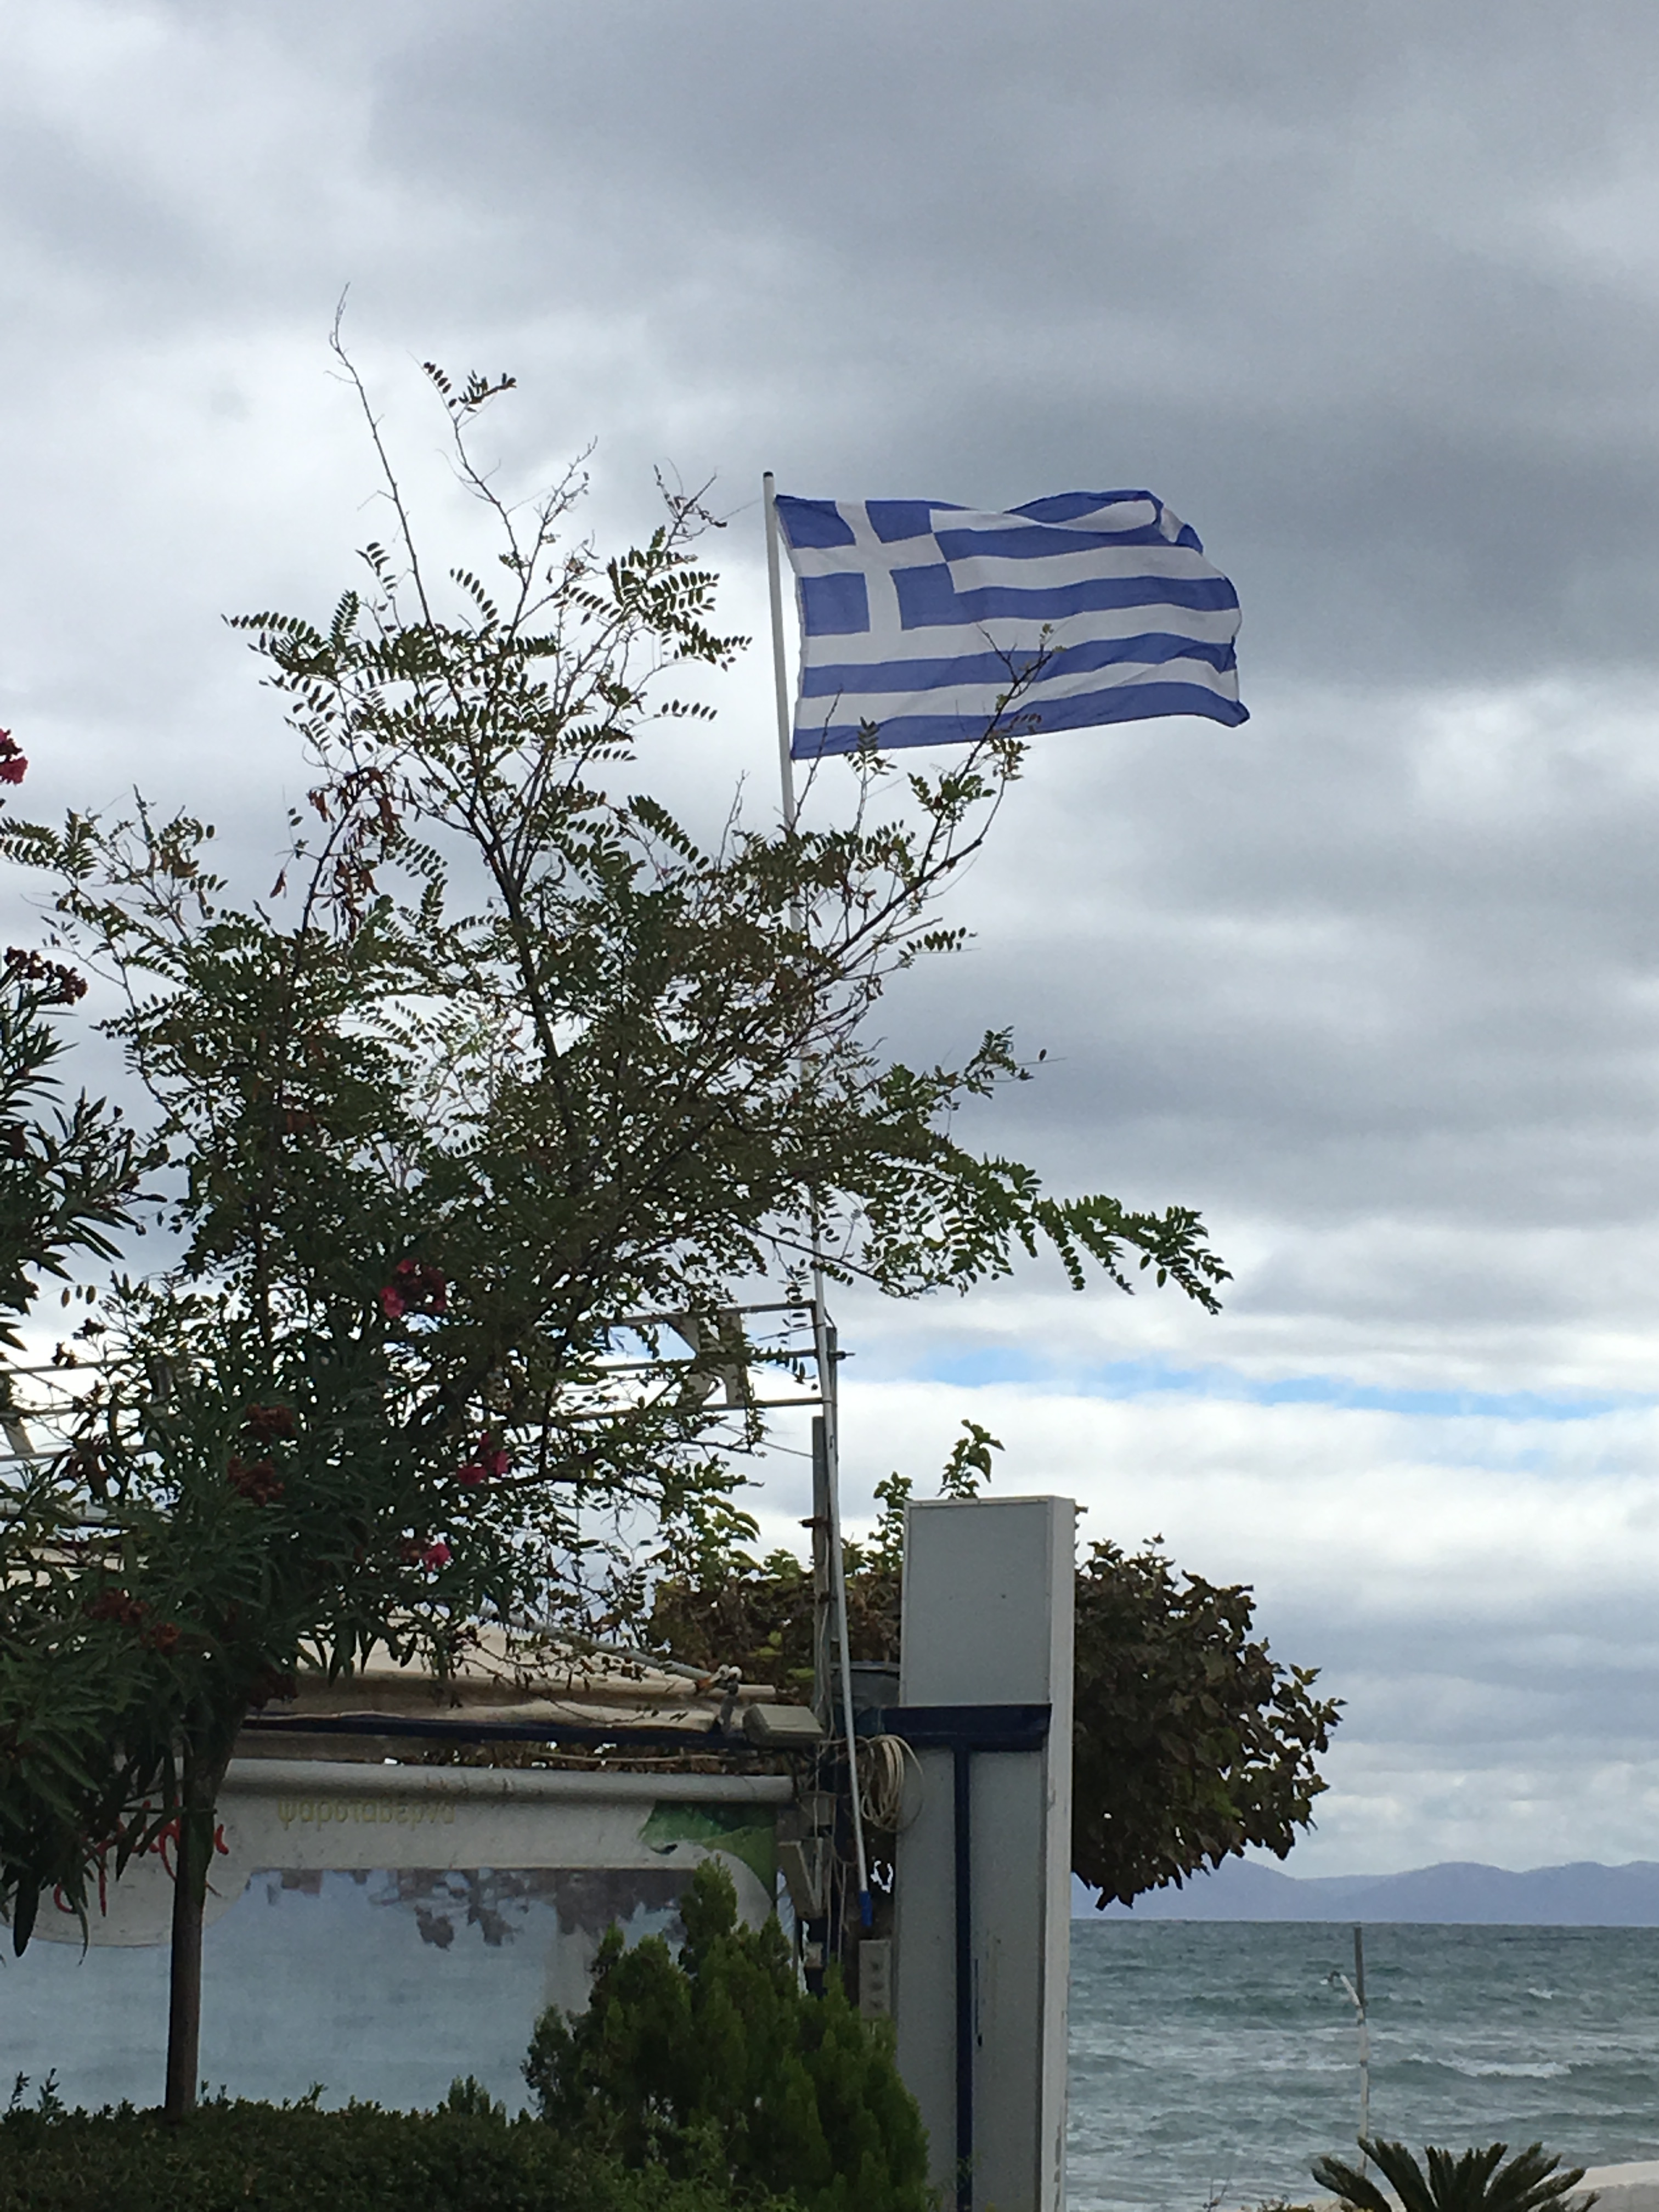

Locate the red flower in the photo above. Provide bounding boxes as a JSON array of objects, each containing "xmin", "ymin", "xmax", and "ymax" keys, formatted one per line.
[
  {"xmin": 0, "ymin": 730, "xmax": 25, "ymax": 786},
  {"xmin": 420, "ymin": 1541, "xmax": 452, "ymax": 1571},
  {"xmin": 228, "ymin": 1455, "xmax": 284, "ymax": 1506},
  {"xmin": 455, "ymin": 1433, "xmax": 510, "ymax": 1486},
  {"xmin": 5, "ymin": 948, "xmax": 85, "ymax": 1005},
  {"xmin": 379, "ymin": 1257, "xmax": 448, "ymax": 1322}
]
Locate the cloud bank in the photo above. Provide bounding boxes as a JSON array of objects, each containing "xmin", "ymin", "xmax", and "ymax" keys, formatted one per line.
[{"xmin": 7, "ymin": 0, "xmax": 1659, "ymax": 1867}]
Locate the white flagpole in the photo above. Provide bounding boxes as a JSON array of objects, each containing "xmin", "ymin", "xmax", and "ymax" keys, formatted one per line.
[
  {"xmin": 763, "ymin": 471, "xmax": 872, "ymax": 1925},
  {"xmin": 764, "ymin": 472, "xmax": 798, "ymax": 834}
]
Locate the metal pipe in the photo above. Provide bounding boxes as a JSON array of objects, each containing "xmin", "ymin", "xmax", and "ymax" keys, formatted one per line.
[
  {"xmin": 238, "ymin": 1711, "xmax": 759, "ymax": 1752},
  {"xmin": 1331, "ymin": 1929, "xmax": 1371, "ymax": 2163},
  {"xmin": 1354, "ymin": 1924, "xmax": 1370, "ymax": 2152},
  {"xmin": 816, "ymin": 1307, "xmax": 872, "ymax": 1919},
  {"xmin": 810, "ymin": 1415, "xmax": 833, "ymax": 1726},
  {"xmin": 226, "ymin": 1758, "xmax": 793, "ymax": 1804},
  {"xmin": 954, "ymin": 1743, "xmax": 974, "ymax": 2212},
  {"xmin": 763, "ymin": 477, "xmax": 870, "ymax": 1922}
]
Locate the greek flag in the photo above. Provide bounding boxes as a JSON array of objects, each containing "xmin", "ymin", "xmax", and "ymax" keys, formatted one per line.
[{"xmin": 775, "ymin": 490, "xmax": 1245, "ymax": 758}]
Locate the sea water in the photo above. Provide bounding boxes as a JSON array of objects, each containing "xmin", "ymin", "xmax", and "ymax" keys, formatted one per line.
[{"xmin": 1067, "ymin": 1921, "xmax": 1659, "ymax": 2212}]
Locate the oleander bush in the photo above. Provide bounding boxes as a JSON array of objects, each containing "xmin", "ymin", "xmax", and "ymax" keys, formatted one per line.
[{"xmin": 0, "ymin": 2083, "xmax": 781, "ymax": 2212}]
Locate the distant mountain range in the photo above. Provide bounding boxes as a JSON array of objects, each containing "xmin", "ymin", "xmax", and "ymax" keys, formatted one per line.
[{"xmin": 1075, "ymin": 1858, "xmax": 1659, "ymax": 1925}]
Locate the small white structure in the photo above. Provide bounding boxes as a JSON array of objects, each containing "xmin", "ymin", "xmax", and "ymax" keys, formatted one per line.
[
  {"xmin": 891, "ymin": 1495, "xmax": 1076, "ymax": 2212},
  {"xmin": 3, "ymin": 1662, "xmax": 797, "ymax": 2113}
]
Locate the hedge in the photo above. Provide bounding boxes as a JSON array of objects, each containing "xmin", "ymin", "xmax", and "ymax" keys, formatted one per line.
[{"xmin": 0, "ymin": 2092, "xmax": 790, "ymax": 2212}]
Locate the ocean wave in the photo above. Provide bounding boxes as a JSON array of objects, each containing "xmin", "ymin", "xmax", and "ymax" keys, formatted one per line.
[
  {"xmin": 1444, "ymin": 2058, "xmax": 1571, "ymax": 2080},
  {"xmin": 1389, "ymin": 2053, "xmax": 1573, "ymax": 2081}
]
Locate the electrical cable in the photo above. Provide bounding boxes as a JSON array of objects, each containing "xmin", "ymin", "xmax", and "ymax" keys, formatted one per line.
[{"xmin": 858, "ymin": 1733, "xmax": 923, "ymax": 1832}]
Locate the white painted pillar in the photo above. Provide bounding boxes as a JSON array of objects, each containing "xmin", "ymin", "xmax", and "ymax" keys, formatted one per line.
[{"xmin": 891, "ymin": 1496, "xmax": 1075, "ymax": 2212}]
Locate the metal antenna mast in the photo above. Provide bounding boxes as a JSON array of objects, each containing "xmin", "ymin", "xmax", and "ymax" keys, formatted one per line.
[{"xmin": 764, "ymin": 471, "xmax": 872, "ymax": 1925}]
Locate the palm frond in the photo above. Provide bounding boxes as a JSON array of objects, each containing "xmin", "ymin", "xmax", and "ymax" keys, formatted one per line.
[{"xmin": 1312, "ymin": 2140, "xmax": 1595, "ymax": 2212}]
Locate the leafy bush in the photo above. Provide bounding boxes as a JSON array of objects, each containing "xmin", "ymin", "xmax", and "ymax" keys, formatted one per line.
[
  {"xmin": 0, "ymin": 2081, "xmax": 777, "ymax": 2212},
  {"xmin": 524, "ymin": 1860, "xmax": 929, "ymax": 2212},
  {"xmin": 1071, "ymin": 1537, "xmax": 1340, "ymax": 1905},
  {"xmin": 652, "ymin": 1442, "xmax": 1340, "ymax": 1909},
  {"xmin": 1312, "ymin": 2138, "xmax": 1596, "ymax": 2212}
]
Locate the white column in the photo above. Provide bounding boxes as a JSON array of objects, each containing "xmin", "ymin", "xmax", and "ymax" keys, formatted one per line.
[{"xmin": 892, "ymin": 1495, "xmax": 1075, "ymax": 2212}]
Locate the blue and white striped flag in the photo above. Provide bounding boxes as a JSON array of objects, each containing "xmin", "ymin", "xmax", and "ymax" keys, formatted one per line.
[{"xmin": 775, "ymin": 489, "xmax": 1246, "ymax": 759}]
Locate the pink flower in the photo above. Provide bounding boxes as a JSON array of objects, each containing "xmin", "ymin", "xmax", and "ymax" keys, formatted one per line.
[
  {"xmin": 0, "ymin": 758, "xmax": 25, "ymax": 786},
  {"xmin": 481, "ymin": 1446, "xmax": 511, "ymax": 1477},
  {"xmin": 420, "ymin": 1541, "xmax": 452, "ymax": 1571},
  {"xmin": 378, "ymin": 1285, "xmax": 406, "ymax": 1320},
  {"xmin": 455, "ymin": 1461, "xmax": 486, "ymax": 1487}
]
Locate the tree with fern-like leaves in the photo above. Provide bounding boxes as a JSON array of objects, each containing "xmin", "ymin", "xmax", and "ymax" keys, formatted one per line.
[{"xmin": 0, "ymin": 342, "xmax": 1229, "ymax": 2120}]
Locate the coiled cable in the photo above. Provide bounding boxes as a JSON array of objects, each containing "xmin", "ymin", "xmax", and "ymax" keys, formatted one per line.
[{"xmin": 857, "ymin": 1733, "xmax": 924, "ymax": 1832}]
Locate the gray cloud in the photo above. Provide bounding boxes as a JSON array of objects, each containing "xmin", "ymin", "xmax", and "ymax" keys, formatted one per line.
[
  {"xmin": 323, "ymin": 0, "xmax": 1659, "ymax": 682},
  {"xmin": 26, "ymin": 0, "xmax": 1659, "ymax": 685},
  {"xmin": 8, "ymin": 0, "xmax": 1659, "ymax": 1865}
]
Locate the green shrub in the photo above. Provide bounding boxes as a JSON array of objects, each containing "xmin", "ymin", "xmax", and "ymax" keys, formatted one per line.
[
  {"xmin": 0, "ymin": 2087, "xmax": 776, "ymax": 2212},
  {"xmin": 524, "ymin": 1860, "xmax": 929, "ymax": 2212},
  {"xmin": 1312, "ymin": 2140, "xmax": 1596, "ymax": 2212}
]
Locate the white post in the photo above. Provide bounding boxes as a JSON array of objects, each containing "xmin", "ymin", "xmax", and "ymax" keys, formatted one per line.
[
  {"xmin": 893, "ymin": 1496, "xmax": 1075, "ymax": 2212},
  {"xmin": 1352, "ymin": 1926, "xmax": 1370, "ymax": 2152}
]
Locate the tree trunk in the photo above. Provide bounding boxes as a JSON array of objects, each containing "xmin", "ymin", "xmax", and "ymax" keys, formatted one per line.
[{"xmin": 163, "ymin": 1752, "xmax": 223, "ymax": 2123}]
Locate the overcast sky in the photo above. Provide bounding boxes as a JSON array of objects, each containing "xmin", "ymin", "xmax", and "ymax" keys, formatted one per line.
[{"xmin": 9, "ymin": 1, "xmax": 1659, "ymax": 1876}]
